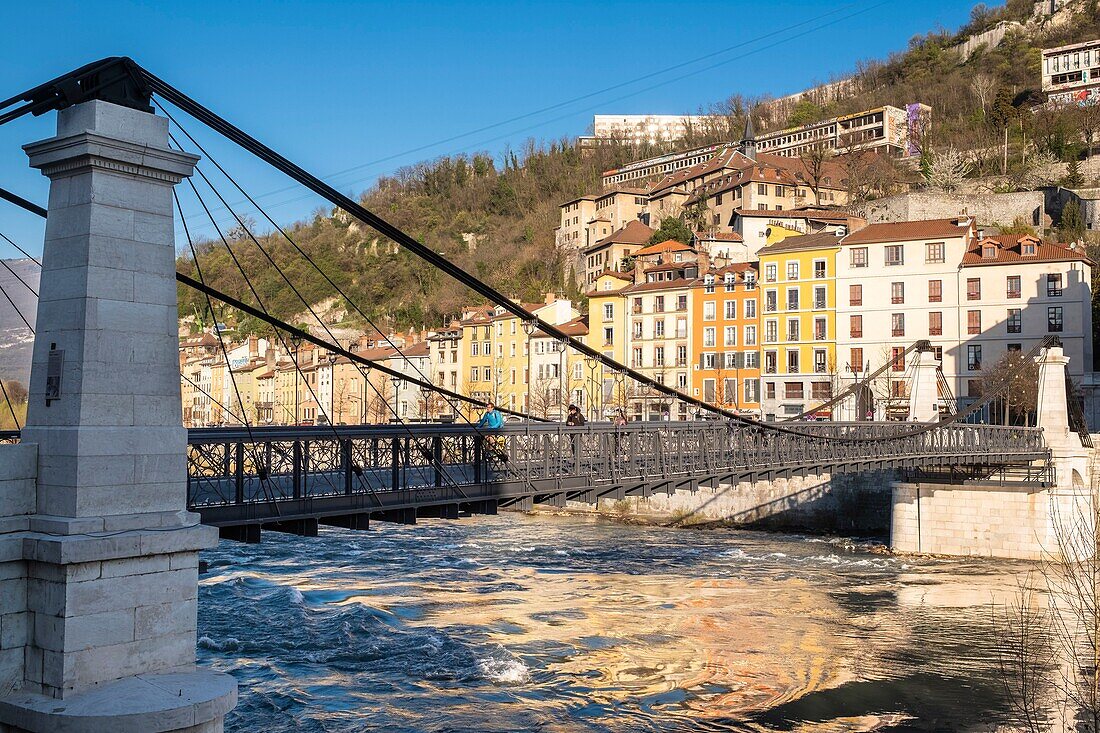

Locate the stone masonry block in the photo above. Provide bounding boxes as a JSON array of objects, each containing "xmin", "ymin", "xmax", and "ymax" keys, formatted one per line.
[
  {"xmin": 36, "ymin": 608, "xmax": 135, "ymax": 653},
  {"xmin": 63, "ymin": 630, "xmax": 196, "ymax": 691},
  {"xmin": 64, "ymin": 568, "xmax": 196, "ymax": 616},
  {"xmin": 0, "ymin": 647, "xmax": 22, "ymax": 697},
  {"xmin": 0, "ymin": 581, "xmax": 27, "ymax": 617},
  {"xmin": 1, "ymin": 613, "xmax": 29, "ymax": 649},
  {"xmin": 135, "ymin": 599, "xmax": 197, "ymax": 641},
  {"xmin": 100, "ymin": 555, "xmax": 171, "ymax": 579}
]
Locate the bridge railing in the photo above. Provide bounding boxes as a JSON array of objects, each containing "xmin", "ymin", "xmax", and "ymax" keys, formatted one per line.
[{"xmin": 184, "ymin": 421, "xmax": 1048, "ymax": 510}]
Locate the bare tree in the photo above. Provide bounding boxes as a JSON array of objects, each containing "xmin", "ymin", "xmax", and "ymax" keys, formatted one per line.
[
  {"xmin": 799, "ymin": 142, "xmax": 832, "ymax": 205},
  {"xmin": 980, "ymin": 349, "xmax": 1040, "ymax": 425},
  {"xmin": 1017, "ymin": 147, "xmax": 1062, "ymax": 190},
  {"xmin": 991, "ymin": 573, "xmax": 1057, "ymax": 733},
  {"xmin": 1076, "ymin": 102, "xmax": 1100, "ymax": 161},
  {"xmin": 526, "ymin": 377, "xmax": 560, "ymax": 420},
  {"xmin": 924, "ymin": 147, "xmax": 972, "ymax": 192},
  {"xmin": 971, "ymin": 72, "xmax": 998, "ymax": 118}
]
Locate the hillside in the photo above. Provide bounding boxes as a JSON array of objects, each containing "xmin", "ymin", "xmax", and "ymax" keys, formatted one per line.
[{"xmin": 175, "ymin": 0, "xmax": 1100, "ymax": 333}]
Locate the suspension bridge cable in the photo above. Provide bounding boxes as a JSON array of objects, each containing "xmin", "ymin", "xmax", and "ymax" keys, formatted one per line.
[
  {"xmin": 0, "ymin": 253, "xmax": 37, "ymax": 298},
  {"xmin": 179, "ymin": 178, "xmax": 361, "ymax": 499},
  {"xmin": 182, "ymin": 165, "xmax": 478, "ymax": 496},
  {"xmin": 160, "ymin": 109, "xmax": 511, "ymax": 427},
  {"xmin": 175, "ymin": 190, "xmax": 281, "ymax": 504},
  {"xmin": 0, "ymin": 278, "xmax": 33, "ymax": 334},
  {"xmin": 179, "ymin": 371, "xmax": 248, "ymax": 426}
]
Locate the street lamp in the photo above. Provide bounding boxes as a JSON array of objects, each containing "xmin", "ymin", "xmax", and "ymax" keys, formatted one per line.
[
  {"xmin": 585, "ymin": 355, "xmax": 598, "ymax": 421},
  {"xmin": 390, "ymin": 373, "xmax": 402, "ymax": 422},
  {"xmin": 289, "ymin": 334, "xmax": 303, "ymax": 425},
  {"xmin": 522, "ymin": 320, "xmax": 536, "ymax": 414},
  {"xmin": 326, "ymin": 351, "xmax": 338, "ymax": 425}
]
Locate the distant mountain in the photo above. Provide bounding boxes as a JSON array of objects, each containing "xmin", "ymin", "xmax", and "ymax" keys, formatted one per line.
[{"xmin": 0, "ymin": 259, "xmax": 38, "ymax": 386}]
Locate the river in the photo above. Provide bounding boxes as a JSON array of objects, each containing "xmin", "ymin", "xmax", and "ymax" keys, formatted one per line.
[{"xmin": 197, "ymin": 512, "xmax": 1035, "ymax": 732}]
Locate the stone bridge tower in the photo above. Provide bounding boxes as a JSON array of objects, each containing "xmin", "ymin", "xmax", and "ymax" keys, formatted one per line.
[{"xmin": 0, "ymin": 97, "xmax": 237, "ymax": 729}]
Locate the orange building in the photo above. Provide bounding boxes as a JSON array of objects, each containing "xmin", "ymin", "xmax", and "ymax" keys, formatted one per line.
[{"xmin": 691, "ymin": 263, "xmax": 761, "ymax": 416}]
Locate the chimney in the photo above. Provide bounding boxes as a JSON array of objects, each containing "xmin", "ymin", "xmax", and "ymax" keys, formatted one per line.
[
  {"xmin": 544, "ymin": 292, "xmax": 556, "ymax": 304},
  {"xmin": 977, "ymin": 228, "xmax": 985, "ymax": 240}
]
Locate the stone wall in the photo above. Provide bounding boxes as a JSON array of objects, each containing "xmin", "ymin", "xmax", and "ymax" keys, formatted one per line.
[
  {"xmin": 0, "ymin": 444, "xmax": 35, "ymax": 697},
  {"xmin": 891, "ymin": 481, "xmax": 1053, "ymax": 559},
  {"xmin": 566, "ymin": 470, "xmax": 895, "ymax": 537},
  {"xmin": 854, "ymin": 191, "xmax": 1046, "ymax": 228}
]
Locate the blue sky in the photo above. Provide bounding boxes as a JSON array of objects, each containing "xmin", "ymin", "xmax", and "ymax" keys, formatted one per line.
[{"xmin": 0, "ymin": 0, "xmax": 977, "ymax": 258}]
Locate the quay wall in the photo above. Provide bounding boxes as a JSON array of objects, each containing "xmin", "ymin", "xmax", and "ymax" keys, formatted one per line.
[{"xmin": 543, "ymin": 470, "xmax": 895, "ymax": 537}]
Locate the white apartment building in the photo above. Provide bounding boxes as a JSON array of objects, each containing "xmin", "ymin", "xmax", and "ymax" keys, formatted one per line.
[
  {"xmin": 601, "ymin": 143, "xmax": 727, "ymax": 187},
  {"xmin": 754, "ymin": 104, "xmax": 930, "ymax": 159},
  {"xmin": 584, "ymin": 115, "xmax": 725, "ymax": 146},
  {"xmin": 620, "ymin": 262, "xmax": 701, "ymax": 420},
  {"xmin": 835, "ymin": 219, "xmax": 1093, "ymax": 419},
  {"xmin": 836, "ymin": 218, "xmax": 975, "ymax": 419},
  {"xmin": 383, "ymin": 342, "xmax": 432, "ymax": 421},
  {"xmin": 427, "ymin": 326, "xmax": 463, "ymax": 420},
  {"xmin": 1042, "ymin": 39, "xmax": 1100, "ymax": 104}
]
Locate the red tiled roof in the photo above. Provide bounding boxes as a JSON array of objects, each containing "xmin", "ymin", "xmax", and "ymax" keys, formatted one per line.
[
  {"xmin": 586, "ymin": 219, "xmax": 655, "ymax": 252},
  {"xmin": 700, "ymin": 232, "xmax": 744, "ymax": 242},
  {"xmin": 758, "ymin": 232, "xmax": 843, "ymax": 254},
  {"xmin": 841, "ymin": 218, "xmax": 972, "ymax": 245},
  {"xmin": 961, "ymin": 235, "xmax": 1092, "ymax": 267},
  {"xmin": 633, "ymin": 239, "xmax": 694, "ymax": 257}
]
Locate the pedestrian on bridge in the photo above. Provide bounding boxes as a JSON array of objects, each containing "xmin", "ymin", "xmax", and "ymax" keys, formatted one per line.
[
  {"xmin": 476, "ymin": 402, "xmax": 503, "ymax": 429},
  {"xmin": 566, "ymin": 404, "xmax": 586, "ymax": 427}
]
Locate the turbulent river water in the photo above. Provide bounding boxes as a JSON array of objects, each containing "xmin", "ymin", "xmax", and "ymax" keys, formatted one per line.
[{"xmin": 198, "ymin": 512, "xmax": 1035, "ymax": 732}]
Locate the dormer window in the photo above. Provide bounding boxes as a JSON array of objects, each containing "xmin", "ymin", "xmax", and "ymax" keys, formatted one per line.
[
  {"xmin": 1022, "ymin": 242, "xmax": 1037, "ymax": 256},
  {"xmin": 982, "ymin": 244, "xmax": 997, "ymax": 259}
]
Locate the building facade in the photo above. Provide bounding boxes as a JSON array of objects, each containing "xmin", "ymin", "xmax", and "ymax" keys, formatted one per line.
[{"xmin": 1042, "ymin": 39, "xmax": 1100, "ymax": 104}]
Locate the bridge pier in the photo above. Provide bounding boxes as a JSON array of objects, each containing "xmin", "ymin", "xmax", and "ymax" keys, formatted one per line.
[
  {"xmin": 0, "ymin": 100, "xmax": 236, "ymax": 730},
  {"xmin": 890, "ymin": 346, "xmax": 1095, "ymax": 560},
  {"xmin": 906, "ymin": 350, "xmax": 940, "ymax": 422}
]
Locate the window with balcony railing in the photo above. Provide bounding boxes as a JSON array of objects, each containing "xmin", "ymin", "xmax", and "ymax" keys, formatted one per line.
[{"xmin": 784, "ymin": 383, "xmax": 804, "ymax": 399}]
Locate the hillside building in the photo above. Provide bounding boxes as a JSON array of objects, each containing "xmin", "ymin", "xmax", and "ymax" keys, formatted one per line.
[
  {"xmin": 1043, "ymin": 39, "xmax": 1100, "ymax": 104},
  {"xmin": 754, "ymin": 104, "xmax": 930, "ymax": 159}
]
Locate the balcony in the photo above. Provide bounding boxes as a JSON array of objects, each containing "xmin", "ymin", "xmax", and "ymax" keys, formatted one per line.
[
  {"xmin": 892, "ymin": 328, "xmax": 905, "ymax": 337},
  {"xmin": 850, "ymin": 329, "xmax": 862, "ymax": 339}
]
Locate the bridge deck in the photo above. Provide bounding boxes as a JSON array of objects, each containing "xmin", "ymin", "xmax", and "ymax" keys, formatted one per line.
[{"xmin": 183, "ymin": 422, "xmax": 1049, "ymax": 537}]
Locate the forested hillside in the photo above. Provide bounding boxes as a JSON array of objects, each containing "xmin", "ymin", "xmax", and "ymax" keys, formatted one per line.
[{"xmin": 179, "ymin": 0, "xmax": 1100, "ymax": 334}]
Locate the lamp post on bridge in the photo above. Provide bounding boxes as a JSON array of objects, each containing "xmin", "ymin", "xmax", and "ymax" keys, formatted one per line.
[
  {"xmin": 289, "ymin": 334, "xmax": 303, "ymax": 425},
  {"xmin": 326, "ymin": 350, "xmax": 338, "ymax": 425}
]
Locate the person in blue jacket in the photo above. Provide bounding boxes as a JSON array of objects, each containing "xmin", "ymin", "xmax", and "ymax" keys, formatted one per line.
[{"xmin": 476, "ymin": 401, "xmax": 504, "ymax": 429}]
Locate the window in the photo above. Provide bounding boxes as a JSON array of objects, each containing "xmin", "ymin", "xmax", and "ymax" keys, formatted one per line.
[
  {"xmin": 967, "ymin": 309, "xmax": 981, "ymax": 335},
  {"xmin": 472, "ymin": 341, "xmax": 480, "ymax": 357},
  {"xmin": 967, "ymin": 379, "xmax": 983, "ymax": 398},
  {"xmin": 787, "ymin": 289, "xmax": 800, "ymax": 310},
  {"xmin": 745, "ymin": 299, "xmax": 756, "ymax": 318},
  {"xmin": 744, "ymin": 325, "xmax": 757, "ymax": 345},
  {"xmin": 814, "ymin": 350, "xmax": 827, "ymax": 374},
  {"xmin": 885, "ymin": 245, "xmax": 904, "ymax": 266},
  {"xmin": 849, "ymin": 284, "xmax": 862, "ymax": 306},
  {"xmin": 850, "ymin": 315, "xmax": 862, "ymax": 338},
  {"xmin": 744, "ymin": 352, "xmax": 759, "ymax": 368},
  {"xmin": 813, "ymin": 286, "xmax": 826, "ymax": 309},
  {"xmin": 892, "ymin": 347, "xmax": 905, "ymax": 372},
  {"xmin": 814, "ymin": 317, "xmax": 826, "ymax": 341},
  {"xmin": 470, "ymin": 367, "xmax": 479, "ymax": 382},
  {"xmin": 765, "ymin": 320, "xmax": 778, "ymax": 343},
  {"xmin": 632, "ymin": 321, "xmax": 643, "ymax": 339},
  {"xmin": 676, "ymin": 345, "xmax": 688, "ymax": 366},
  {"xmin": 765, "ymin": 290, "xmax": 778, "ymax": 312},
  {"xmin": 703, "ymin": 327, "xmax": 717, "ymax": 347},
  {"xmin": 784, "ymin": 381, "xmax": 804, "ymax": 399},
  {"xmin": 967, "ymin": 278, "xmax": 981, "ymax": 301},
  {"xmin": 813, "ymin": 260, "xmax": 826, "ymax": 279},
  {"xmin": 891, "ymin": 282, "xmax": 904, "ymax": 304},
  {"xmin": 787, "ymin": 351, "xmax": 800, "ymax": 374},
  {"xmin": 724, "ymin": 326, "xmax": 737, "ymax": 346},
  {"xmin": 703, "ymin": 301, "xmax": 716, "ymax": 320},
  {"xmin": 1048, "ymin": 306, "xmax": 1064, "ymax": 332},
  {"xmin": 787, "ymin": 319, "xmax": 800, "ymax": 342},
  {"xmin": 967, "ymin": 345, "xmax": 982, "ymax": 371},
  {"xmin": 654, "ymin": 320, "xmax": 665, "ymax": 338},
  {"xmin": 765, "ymin": 351, "xmax": 778, "ymax": 374},
  {"xmin": 850, "ymin": 348, "xmax": 864, "ymax": 372},
  {"xmin": 929, "ymin": 311, "xmax": 942, "ymax": 336},
  {"xmin": 704, "ymin": 275, "xmax": 715, "ymax": 293},
  {"xmin": 1047, "ymin": 273, "xmax": 1063, "ymax": 297},
  {"xmin": 603, "ymin": 303, "xmax": 614, "ymax": 321},
  {"xmin": 1022, "ymin": 242, "xmax": 1037, "ymax": 256},
  {"xmin": 787, "ymin": 262, "xmax": 800, "ymax": 280},
  {"xmin": 891, "ymin": 313, "xmax": 905, "ymax": 337},
  {"xmin": 982, "ymin": 244, "xmax": 997, "ymax": 259},
  {"xmin": 631, "ymin": 297, "xmax": 643, "ymax": 314},
  {"xmin": 724, "ymin": 273, "xmax": 735, "ymax": 292},
  {"xmin": 632, "ymin": 347, "xmax": 643, "ymax": 368},
  {"xmin": 758, "ymin": 183, "xmax": 767, "ymax": 195},
  {"xmin": 725, "ymin": 301, "xmax": 737, "ymax": 319},
  {"xmin": 655, "ymin": 296, "xmax": 665, "ymax": 312},
  {"xmin": 654, "ymin": 346, "xmax": 665, "ymax": 367},
  {"xmin": 1007, "ymin": 308, "xmax": 1022, "ymax": 334},
  {"xmin": 603, "ymin": 327, "xmax": 614, "ymax": 345},
  {"xmin": 765, "ymin": 263, "xmax": 777, "ymax": 282},
  {"xmin": 677, "ymin": 373, "xmax": 688, "ymax": 388},
  {"xmin": 765, "ymin": 381, "xmax": 776, "ymax": 399},
  {"xmin": 812, "ymin": 381, "xmax": 831, "ymax": 399},
  {"xmin": 745, "ymin": 379, "xmax": 759, "ymax": 403},
  {"xmin": 702, "ymin": 353, "xmax": 717, "ymax": 370},
  {"xmin": 703, "ymin": 379, "xmax": 716, "ymax": 403},
  {"xmin": 928, "ymin": 279, "xmax": 942, "ymax": 303},
  {"xmin": 851, "ymin": 247, "xmax": 868, "ymax": 268},
  {"xmin": 483, "ymin": 367, "xmax": 492, "ymax": 381},
  {"xmin": 926, "ymin": 242, "xmax": 944, "ymax": 263},
  {"xmin": 676, "ymin": 295, "xmax": 688, "ymax": 311},
  {"xmin": 1004, "ymin": 275, "xmax": 1022, "ymax": 299},
  {"xmin": 676, "ymin": 318, "xmax": 687, "ymax": 338}
]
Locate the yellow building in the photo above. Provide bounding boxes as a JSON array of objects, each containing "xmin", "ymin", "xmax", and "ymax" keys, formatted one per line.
[{"xmin": 756, "ymin": 232, "xmax": 842, "ymax": 420}]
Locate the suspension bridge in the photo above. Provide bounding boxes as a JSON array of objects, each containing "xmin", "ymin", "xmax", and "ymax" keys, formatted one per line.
[{"xmin": 0, "ymin": 57, "xmax": 1094, "ymax": 733}]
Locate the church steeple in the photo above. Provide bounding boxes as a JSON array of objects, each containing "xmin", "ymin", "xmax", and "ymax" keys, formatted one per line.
[{"xmin": 741, "ymin": 112, "xmax": 757, "ymax": 160}]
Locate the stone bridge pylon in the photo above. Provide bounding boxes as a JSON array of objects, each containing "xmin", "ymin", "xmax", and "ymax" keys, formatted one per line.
[{"xmin": 0, "ymin": 97, "xmax": 237, "ymax": 729}]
